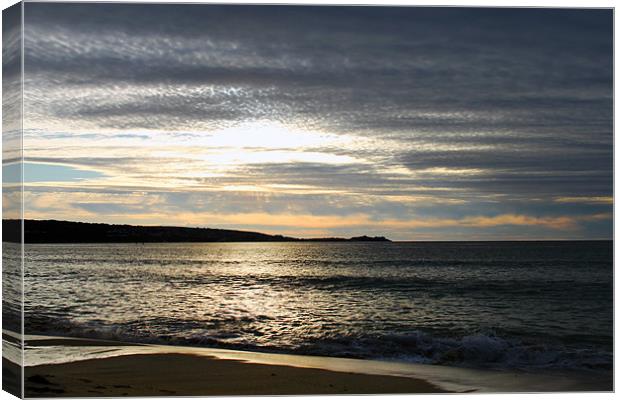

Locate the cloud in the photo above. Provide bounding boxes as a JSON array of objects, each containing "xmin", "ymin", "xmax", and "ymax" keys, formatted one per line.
[
  {"xmin": 18, "ymin": 4, "xmax": 613, "ymax": 239},
  {"xmin": 370, "ymin": 213, "xmax": 609, "ymax": 231},
  {"xmin": 554, "ymin": 196, "xmax": 614, "ymax": 204}
]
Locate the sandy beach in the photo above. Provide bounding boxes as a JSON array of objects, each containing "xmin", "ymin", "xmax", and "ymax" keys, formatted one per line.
[
  {"xmin": 6, "ymin": 334, "xmax": 446, "ymax": 397},
  {"xmin": 21, "ymin": 353, "xmax": 444, "ymax": 397}
]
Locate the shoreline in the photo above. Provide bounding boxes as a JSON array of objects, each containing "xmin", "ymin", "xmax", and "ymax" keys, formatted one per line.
[
  {"xmin": 4, "ymin": 334, "xmax": 613, "ymax": 395},
  {"xmin": 15, "ymin": 336, "xmax": 445, "ymax": 397}
]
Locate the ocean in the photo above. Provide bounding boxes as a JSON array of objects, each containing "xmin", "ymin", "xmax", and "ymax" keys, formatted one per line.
[{"xmin": 15, "ymin": 241, "xmax": 613, "ymax": 373}]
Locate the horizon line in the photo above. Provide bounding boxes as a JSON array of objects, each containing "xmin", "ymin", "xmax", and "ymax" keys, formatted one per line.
[{"xmin": 2, "ymin": 218, "xmax": 612, "ymax": 243}]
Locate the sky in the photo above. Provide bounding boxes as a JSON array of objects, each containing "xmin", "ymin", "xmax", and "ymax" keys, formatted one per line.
[{"xmin": 17, "ymin": 3, "xmax": 613, "ymax": 240}]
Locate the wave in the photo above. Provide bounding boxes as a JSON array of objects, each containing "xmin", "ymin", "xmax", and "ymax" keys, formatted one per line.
[
  {"xmin": 23, "ymin": 312, "xmax": 611, "ymax": 373},
  {"xmin": 27, "ymin": 268, "xmax": 611, "ymax": 298},
  {"xmin": 301, "ymin": 331, "xmax": 613, "ymax": 371}
]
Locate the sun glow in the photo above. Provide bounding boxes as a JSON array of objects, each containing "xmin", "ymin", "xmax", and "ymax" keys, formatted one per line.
[
  {"xmin": 186, "ymin": 120, "xmax": 361, "ymax": 166},
  {"xmin": 206, "ymin": 120, "xmax": 346, "ymax": 150}
]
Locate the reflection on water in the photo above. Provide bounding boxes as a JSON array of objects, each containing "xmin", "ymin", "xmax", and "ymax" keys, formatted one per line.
[{"xmin": 22, "ymin": 241, "xmax": 612, "ymax": 372}]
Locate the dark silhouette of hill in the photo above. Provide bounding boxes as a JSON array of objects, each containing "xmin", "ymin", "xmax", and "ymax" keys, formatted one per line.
[{"xmin": 2, "ymin": 219, "xmax": 391, "ymax": 243}]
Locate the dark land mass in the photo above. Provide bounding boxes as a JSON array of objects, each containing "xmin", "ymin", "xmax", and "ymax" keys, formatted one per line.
[{"xmin": 2, "ymin": 219, "xmax": 391, "ymax": 244}]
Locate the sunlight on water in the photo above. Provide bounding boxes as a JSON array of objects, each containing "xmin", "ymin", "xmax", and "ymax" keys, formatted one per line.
[{"xmin": 20, "ymin": 241, "xmax": 612, "ymax": 372}]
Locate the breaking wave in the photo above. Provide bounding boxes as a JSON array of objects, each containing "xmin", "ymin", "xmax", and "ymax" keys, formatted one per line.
[{"xmin": 23, "ymin": 312, "xmax": 612, "ymax": 372}]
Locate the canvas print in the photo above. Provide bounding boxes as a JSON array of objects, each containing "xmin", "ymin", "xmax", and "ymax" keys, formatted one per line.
[{"xmin": 2, "ymin": 2, "xmax": 614, "ymax": 397}]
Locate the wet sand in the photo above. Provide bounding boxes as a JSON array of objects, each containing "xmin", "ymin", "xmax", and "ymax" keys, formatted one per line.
[{"xmin": 22, "ymin": 353, "xmax": 444, "ymax": 397}]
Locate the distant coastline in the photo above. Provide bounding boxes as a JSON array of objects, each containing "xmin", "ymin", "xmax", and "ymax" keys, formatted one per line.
[{"xmin": 1, "ymin": 219, "xmax": 391, "ymax": 244}]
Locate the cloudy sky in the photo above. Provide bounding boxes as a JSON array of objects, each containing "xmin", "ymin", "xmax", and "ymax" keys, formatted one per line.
[{"xmin": 20, "ymin": 3, "xmax": 612, "ymax": 240}]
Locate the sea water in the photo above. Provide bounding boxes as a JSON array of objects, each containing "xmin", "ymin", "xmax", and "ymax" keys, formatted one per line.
[{"xmin": 14, "ymin": 241, "xmax": 612, "ymax": 373}]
